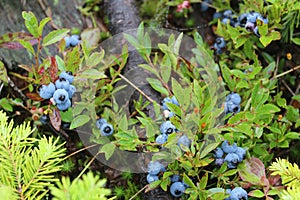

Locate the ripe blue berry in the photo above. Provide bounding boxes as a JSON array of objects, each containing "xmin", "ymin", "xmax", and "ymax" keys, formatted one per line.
[
  {"xmin": 162, "ymin": 97, "xmax": 172, "ymax": 110},
  {"xmin": 245, "ymin": 22, "xmax": 255, "ymax": 31},
  {"xmin": 59, "ymin": 71, "xmax": 74, "ymax": 83},
  {"xmin": 39, "ymin": 82, "xmax": 56, "ymax": 99},
  {"xmin": 238, "ymin": 13, "xmax": 249, "ymax": 27},
  {"xmin": 200, "ymin": 0, "xmax": 210, "ymax": 11},
  {"xmin": 223, "ymin": 10, "xmax": 233, "ymax": 18},
  {"xmin": 67, "ymin": 85, "xmax": 76, "ymax": 98},
  {"xmin": 253, "ymin": 26, "xmax": 260, "ymax": 37},
  {"xmin": 55, "ymin": 78, "xmax": 70, "ymax": 90},
  {"xmin": 230, "ymin": 187, "xmax": 248, "ymax": 200},
  {"xmin": 213, "ymin": 12, "xmax": 222, "ymax": 19},
  {"xmin": 171, "ymin": 96, "xmax": 180, "ymax": 107},
  {"xmin": 64, "ymin": 36, "xmax": 71, "ymax": 48},
  {"xmin": 235, "ymin": 147, "xmax": 246, "ymax": 162},
  {"xmin": 225, "ymin": 189, "xmax": 232, "ymax": 200},
  {"xmin": 53, "ymin": 89, "xmax": 69, "ymax": 104},
  {"xmin": 228, "ymin": 93, "xmax": 242, "ymax": 105},
  {"xmin": 70, "ymin": 35, "xmax": 80, "ymax": 47},
  {"xmin": 214, "ymin": 147, "xmax": 224, "ymax": 158},
  {"xmin": 215, "ymin": 158, "xmax": 224, "ymax": 166},
  {"xmin": 247, "ymin": 12, "xmax": 261, "ymax": 23},
  {"xmin": 221, "ymin": 140, "xmax": 238, "ymax": 153},
  {"xmin": 56, "ymin": 99, "xmax": 71, "ymax": 111},
  {"xmin": 100, "ymin": 123, "xmax": 114, "ymax": 136},
  {"xmin": 215, "ymin": 37, "xmax": 226, "ymax": 48},
  {"xmin": 146, "ymin": 174, "xmax": 159, "ymax": 184},
  {"xmin": 160, "ymin": 121, "xmax": 176, "ymax": 135},
  {"xmin": 170, "ymin": 174, "xmax": 180, "ymax": 183},
  {"xmin": 224, "ymin": 153, "xmax": 240, "ymax": 169},
  {"xmin": 96, "ymin": 118, "xmax": 107, "ymax": 129},
  {"xmin": 177, "ymin": 135, "xmax": 191, "ymax": 149},
  {"xmin": 156, "ymin": 134, "xmax": 168, "ymax": 144},
  {"xmin": 170, "ymin": 182, "xmax": 185, "ymax": 197},
  {"xmin": 147, "ymin": 161, "xmax": 164, "ymax": 175},
  {"xmin": 226, "ymin": 101, "xmax": 241, "ymax": 114}
]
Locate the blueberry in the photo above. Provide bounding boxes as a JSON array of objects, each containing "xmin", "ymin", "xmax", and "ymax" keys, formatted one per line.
[
  {"xmin": 146, "ymin": 174, "xmax": 159, "ymax": 184},
  {"xmin": 100, "ymin": 123, "xmax": 114, "ymax": 136},
  {"xmin": 200, "ymin": 0, "xmax": 211, "ymax": 11},
  {"xmin": 215, "ymin": 37, "xmax": 226, "ymax": 49},
  {"xmin": 160, "ymin": 121, "xmax": 176, "ymax": 135},
  {"xmin": 222, "ymin": 18, "xmax": 230, "ymax": 25},
  {"xmin": 55, "ymin": 78, "xmax": 70, "ymax": 90},
  {"xmin": 53, "ymin": 89, "xmax": 69, "ymax": 104},
  {"xmin": 56, "ymin": 99, "xmax": 71, "ymax": 111},
  {"xmin": 214, "ymin": 147, "xmax": 224, "ymax": 158},
  {"xmin": 224, "ymin": 153, "xmax": 240, "ymax": 168},
  {"xmin": 39, "ymin": 82, "xmax": 56, "ymax": 99},
  {"xmin": 59, "ymin": 71, "xmax": 74, "ymax": 83},
  {"xmin": 171, "ymin": 96, "xmax": 180, "ymax": 107},
  {"xmin": 226, "ymin": 101, "xmax": 241, "ymax": 114},
  {"xmin": 147, "ymin": 161, "xmax": 164, "ymax": 175},
  {"xmin": 235, "ymin": 147, "xmax": 246, "ymax": 162},
  {"xmin": 223, "ymin": 10, "xmax": 233, "ymax": 18},
  {"xmin": 64, "ymin": 36, "xmax": 71, "ymax": 48},
  {"xmin": 245, "ymin": 22, "xmax": 255, "ymax": 31},
  {"xmin": 247, "ymin": 12, "xmax": 261, "ymax": 23},
  {"xmin": 227, "ymin": 93, "xmax": 241, "ymax": 105},
  {"xmin": 162, "ymin": 97, "xmax": 172, "ymax": 110},
  {"xmin": 215, "ymin": 158, "xmax": 224, "ymax": 166},
  {"xmin": 221, "ymin": 140, "xmax": 237, "ymax": 153},
  {"xmin": 170, "ymin": 182, "xmax": 186, "ymax": 197},
  {"xmin": 213, "ymin": 12, "xmax": 222, "ymax": 19},
  {"xmin": 230, "ymin": 187, "xmax": 248, "ymax": 200},
  {"xmin": 177, "ymin": 135, "xmax": 191, "ymax": 149},
  {"xmin": 225, "ymin": 189, "xmax": 232, "ymax": 200},
  {"xmin": 39, "ymin": 115, "xmax": 49, "ymax": 125},
  {"xmin": 253, "ymin": 26, "xmax": 260, "ymax": 37},
  {"xmin": 96, "ymin": 118, "xmax": 107, "ymax": 129},
  {"xmin": 156, "ymin": 134, "xmax": 168, "ymax": 144},
  {"xmin": 70, "ymin": 35, "xmax": 80, "ymax": 47},
  {"xmin": 170, "ymin": 175, "xmax": 180, "ymax": 183},
  {"xmin": 67, "ymin": 85, "xmax": 76, "ymax": 98},
  {"xmin": 238, "ymin": 13, "xmax": 249, "ymax": 27}
]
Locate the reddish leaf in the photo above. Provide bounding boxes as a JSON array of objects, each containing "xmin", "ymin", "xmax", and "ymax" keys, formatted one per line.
[
  {"xmin": 49, "ymin": 56, "xmax": 58, "ymax": 82},
  {"xmin": 49, "ymin": 108, "xmax": 61, "ymax": 131},
  {"xmin": 238, "ymin": 157, "xmax": 269, "ymax": 187},
  {"xmin": 26, "ymin": 92, "xmax": 44, "ymax": 101},
  {"xmin": 0, "ymin": 32, "xmax": 38, "ymax": 49}
]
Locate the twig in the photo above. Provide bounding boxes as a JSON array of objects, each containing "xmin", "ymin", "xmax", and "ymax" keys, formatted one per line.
[
  {"xmin": 118, "ymin": 73, "xmax": 155, "ymax": 103},
  {"xmin": 7, "ymin": 76, "xmax": 27, "ymax": 100},
  {"xmin": 273, "ymin": 55, "xmax": 280, "ymax": 78},
  {"xmin": 64, "ymin": 144, "xmax": 98, "ymax": 160},
  {"xmin": 75, "ymin": 151, "xmax": 101, "ymax": 181},
  {"xmin": 281, "ymin": 80, "xmax": 295, "ymax": 96},
  {"xmin": 37, "ymin": 0, "xmax": 60, "ymax": 30},
  {"xmin": 0, "ymin": 82, "xmax": 3, "ymax": 95},
  {"xmin": 275, "ymin": 65, "xmax": 300, "ymax": 78},
  {"xmin": 129, "ymin": 184, "xmax": 148, "ymax": 200}
]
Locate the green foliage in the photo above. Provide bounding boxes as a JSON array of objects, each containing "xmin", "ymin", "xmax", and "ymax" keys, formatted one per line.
[
  {"xmin": 0, "ymin": 110, "xmax": 66, "ymax": 200},
  {"xmin": 50, "ymin": 172, "xmax": 112, "ymax": 200}
]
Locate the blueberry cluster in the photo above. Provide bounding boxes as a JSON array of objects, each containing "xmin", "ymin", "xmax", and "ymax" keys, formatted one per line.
[
  {"xmin": 225, "ymin": 187, "xmax": 248, "ymax": 200},
  {"xmin": 200, "ymin": 0, "xmax": 211, "ymax": 12},
  {"xmin": 162, "ymin": 96, "xmax": 180, "ymax": 118},
  {"xmin": 39, "ymin": 71, "xmax": 76, "ymax": 111},
  {"xmin": 213, "ymin": 37, "xmax": 226, "ymax": 54},
  {"xmin": 146, "ymin": 161, "xmax": 187, "ymax": 198},
  {"xmin": 96, "ymin": 118, "xmax": 114, "ymax": 136},
  {"xmin": 224, "ymin": 93, "xmax": 241, "ymax": 115},
  {"xmin": 64, "ymin": 35, "xmax": 80, "ymax": 48},
  {"xmin": 214, "ymin": 10, "xmax": 268, "ymax": 37},
  {"xmin": 214, "ymin": 140, "xmax": 246, "ymax": 169}
]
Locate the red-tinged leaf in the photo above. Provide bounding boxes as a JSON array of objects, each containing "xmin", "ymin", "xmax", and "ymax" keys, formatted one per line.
[
  {"xmin": 49, "ymin": 56, "xmax": 58, "ymax": 82},
  {"xmin": 0, "ymin": 32, "xmax": 38, "ymax": 49},
  {"xmin": 268, "ymin": 174, "xmax": 281, "ymax": 186},
  {"xmin": 26, "ymin": 92, "xmax": 44, "ymax": 101},
  {"xmin": 50, "ymin": 108, "xmax": 61, "ymax": 131},
  {"xmin": 238, "ymin": 157, "xmax": 268, "ymax": 186}
]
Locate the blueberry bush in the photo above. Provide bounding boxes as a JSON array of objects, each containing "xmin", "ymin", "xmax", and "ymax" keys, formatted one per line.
[{"xmin": 0, "ymin": 0, "xmax": 300, "ymax": 199}]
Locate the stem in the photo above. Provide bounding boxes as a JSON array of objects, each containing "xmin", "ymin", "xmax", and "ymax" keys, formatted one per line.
[
  {"xmin": 275, "ymin": 65, "xmax": 300, "ymax": 78},
  {"xmin": 129, "ymin": 184, "xmax": 148, "ymax": 200}
]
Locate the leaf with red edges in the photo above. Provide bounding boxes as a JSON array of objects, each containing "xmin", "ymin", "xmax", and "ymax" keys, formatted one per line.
[
  {"xmin": 49, "ymin": 108, "xmax": 61, "ymax": 131},
  {"xmin": 238, "ymin": 157, "xmax": 269, "ymax": 187},
  {"xmin": 26, "ymin": 92, "xmax": 44, "ymax": 101},
  {"xmin": 49, "ymin": 56, "xmax": 58, "ymax": 82},
  {"xmin": 0, "ymin": 32, "xmax": 38, "ymax": 49}
]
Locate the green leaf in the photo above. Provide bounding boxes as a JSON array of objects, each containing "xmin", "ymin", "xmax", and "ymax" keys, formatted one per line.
[
  {"xmin": 118, "ymin": 115, "xmax": 128, "ymax": 131},
  {"xmin": 77, "ymin": 69, "xmax": 106, "ymax": 79},
  {"xmin": 55, "ymin": 55, "xmax": 66, "ymax": 71},
  {"xmin": 292, "ymin": 94, "xmax": 300, "ymax": 101},
  {"xmin": 292, "ymin": 37, "xmax": 300, "ymax": 45},
  {"xmin": 86, "ymin": 51, "xmax": 104, "ymax": 67},
  {"xmin": 43, "ymin": 29, "xmax": 69, "ymax": 46},
  {"xmin": 147, "ymin": 78, "xmax": 169, "ymax": 95},
  {"xmin": 200, "ymin": 142, "xmax": 220, "ymax": 159},
  {"xmin": 59, "ymin": 109, "xmax": 73, "ymax": 123},
  {"xmin": 70, "ymin": 115, "xmax": 90, "ymax": 129},
  {"xmin": 22, "ymin": 11, "xmax": 39, "ymax": 37},
  {"xmin": 285, "ymin": 132, "xmax": 300, "ymax": 139},
  {"xmin": 258, "ymin": 104, "xmax": 280, "ymax": 114},
  {"xmin": 248, "ymin": 189, "xmax": 265, "ymax": 198},
  {"xmin": 0, "ymin": 98, "xmax": 13, "ymax": 112},
  {"xmin": 0, "ymin": 61, "xmax": 8, "ymax": 83},
  {"xmin": 173, "ymin": 33, "xmax": 183, "ymax": 55},
  {"xmin": 17, "ymin": 39, "xmax": 35, "ymax": 55},
  {"xmin": 99, "ymin": 143, "xmax": 116, "ymax": 160},
  {"xmin": 38, "ymin": 17, "xmax": 51, "ymax": 36},
  {"xmin": 286, "ymin": 105, "xmax": 299, "ymax": 122},
  {"xmin": 160, "ymin": 177, "xmax": 170, "ymax": 192},
  {"xmin": 199, "ymin": 172, "xmax": 208, "ymax": 190},
  {"xmin": 183, "ymin": 173, "xmax": 197, "ymax": 189}
]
